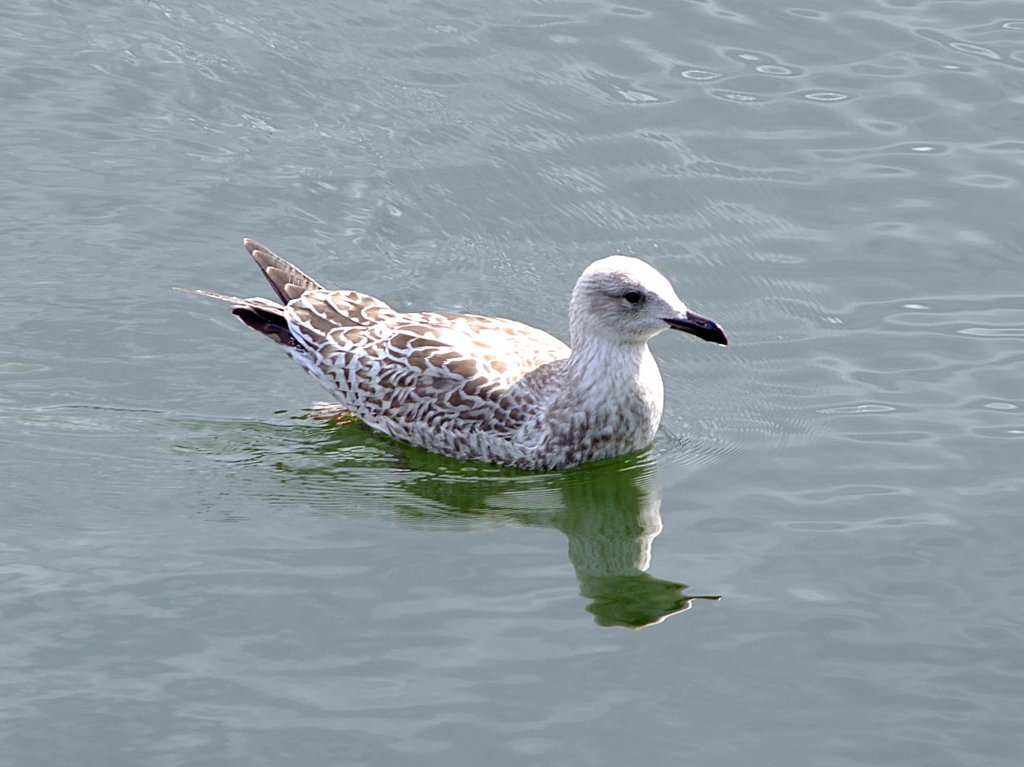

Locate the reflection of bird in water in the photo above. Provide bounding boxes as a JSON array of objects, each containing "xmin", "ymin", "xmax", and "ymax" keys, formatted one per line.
[
  {"xmin": 215, "ymin": 415, "xmax": 719, "ymax": 628},
  {"xmin": 184, "ymin": 239, "xmax": 726, "ymax": 470},
  {"xmin": 550, "ymin": 458, "xmax": 720, "ymax": 628}
]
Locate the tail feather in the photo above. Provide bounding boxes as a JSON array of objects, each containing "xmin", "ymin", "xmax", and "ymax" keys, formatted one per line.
[
  {"xmin": 243, "ymin": 238, "xmax": 324, "ymax": 303},
  {"xmin": 176, "ymin": 287, "xmax": 255, "ymax": 305},
  {"xmin": 181, "ymin": 239, "xmax": 340, "ymax": 352},
  {"xmin": 231, "ymin": 304, "xmax": 302, "ymax": 349},
  {"xmin": 179, "ymin": 287, "xmax": 302, "ymax": 350}
]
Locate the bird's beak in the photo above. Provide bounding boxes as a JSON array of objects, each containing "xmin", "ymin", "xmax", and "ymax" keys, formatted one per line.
[{"xmin": 664, "ymin": 310, "xmax": 728, "ymax": 346}]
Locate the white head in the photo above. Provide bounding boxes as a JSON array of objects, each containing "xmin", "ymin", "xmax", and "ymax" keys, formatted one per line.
[{"xmin": 569, "ymin": 255, "xmax": 728, "ymax": 347}]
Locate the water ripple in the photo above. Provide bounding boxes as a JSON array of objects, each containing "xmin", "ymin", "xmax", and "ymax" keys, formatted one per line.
[{"xmin": 5, "ymin": 0, "xmax": 1024, "ymax": 762}]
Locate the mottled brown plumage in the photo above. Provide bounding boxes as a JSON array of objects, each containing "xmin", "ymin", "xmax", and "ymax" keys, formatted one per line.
[{"xmin": 186, "ymin": 239, "xmax": 727, "ymax": 470}]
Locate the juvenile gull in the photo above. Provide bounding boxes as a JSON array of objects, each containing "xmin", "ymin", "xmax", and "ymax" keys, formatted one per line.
[{"xmin": 188, "ymin": 239, "xmax": 727, "ymax": 471}]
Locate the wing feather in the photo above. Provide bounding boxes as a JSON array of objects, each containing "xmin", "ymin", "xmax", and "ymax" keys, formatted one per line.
[{"xmin": 280, "ymin": 302, "xmax": 568, "ymax": 436}]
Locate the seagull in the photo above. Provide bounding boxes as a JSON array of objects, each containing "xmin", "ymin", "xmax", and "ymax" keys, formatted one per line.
[{"xmin": 186, "ymin": 239, "xmax": 727, "ymax": 471}]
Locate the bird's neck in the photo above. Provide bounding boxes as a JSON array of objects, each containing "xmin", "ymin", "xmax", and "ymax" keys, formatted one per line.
[{"xmin": 566, "ymin": 334, "xmax": 664, "ymax": 413}]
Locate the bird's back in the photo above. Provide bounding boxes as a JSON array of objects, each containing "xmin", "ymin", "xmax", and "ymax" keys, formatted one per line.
[{"xmin": 279, "ymin": 286, "xmax": 571, "ymax": 456}]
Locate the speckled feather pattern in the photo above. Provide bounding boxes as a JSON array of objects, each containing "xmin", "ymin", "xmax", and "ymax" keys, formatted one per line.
[{"xmin": 188, "ymin": 239, "xmax": 725, "ymax": 471}]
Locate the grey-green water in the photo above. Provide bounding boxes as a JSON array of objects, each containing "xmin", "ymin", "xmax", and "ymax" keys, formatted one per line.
[{"xmin": 3, "ymin": 1, "xmax": 1023, "ymax": 765}]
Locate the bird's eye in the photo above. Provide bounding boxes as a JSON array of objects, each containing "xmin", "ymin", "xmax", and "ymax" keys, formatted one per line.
[{"xmin": 623, "ymin": 290, "xmax": 643, "ymax": 305}]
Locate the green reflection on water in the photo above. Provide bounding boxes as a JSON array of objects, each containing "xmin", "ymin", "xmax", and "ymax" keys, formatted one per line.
[{"xmin": 182, "ymin": 409, "xmax": 720, "ymax": 628}]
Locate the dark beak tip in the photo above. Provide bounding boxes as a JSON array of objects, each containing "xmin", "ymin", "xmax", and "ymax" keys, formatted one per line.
[
  {"xmin": 706, "ymin": 330, "xmax": 729, "ymax": 347},
  {"xmin": 665, "ymin": 311, "xmax": 728, "ymax": 346}
]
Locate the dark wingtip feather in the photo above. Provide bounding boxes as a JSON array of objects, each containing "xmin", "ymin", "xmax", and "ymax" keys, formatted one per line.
[
  {"xmin": 231, "ymin": 304, "xmax": 302, "ymax": 349},
  {"xmin": 242, "ymin": 238, "xmax": 324, "ymax": 303}
]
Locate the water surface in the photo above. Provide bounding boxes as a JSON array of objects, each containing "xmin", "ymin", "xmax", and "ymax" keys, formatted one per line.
[{"xmin": 2, "ymin": 1, "xmax": 1023, "ymax": 765}]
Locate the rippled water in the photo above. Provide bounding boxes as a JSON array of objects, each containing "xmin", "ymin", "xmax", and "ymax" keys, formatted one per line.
[{"xmin": 3, "ymin": 1, "xmax": 1023, "ymax": 765}]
